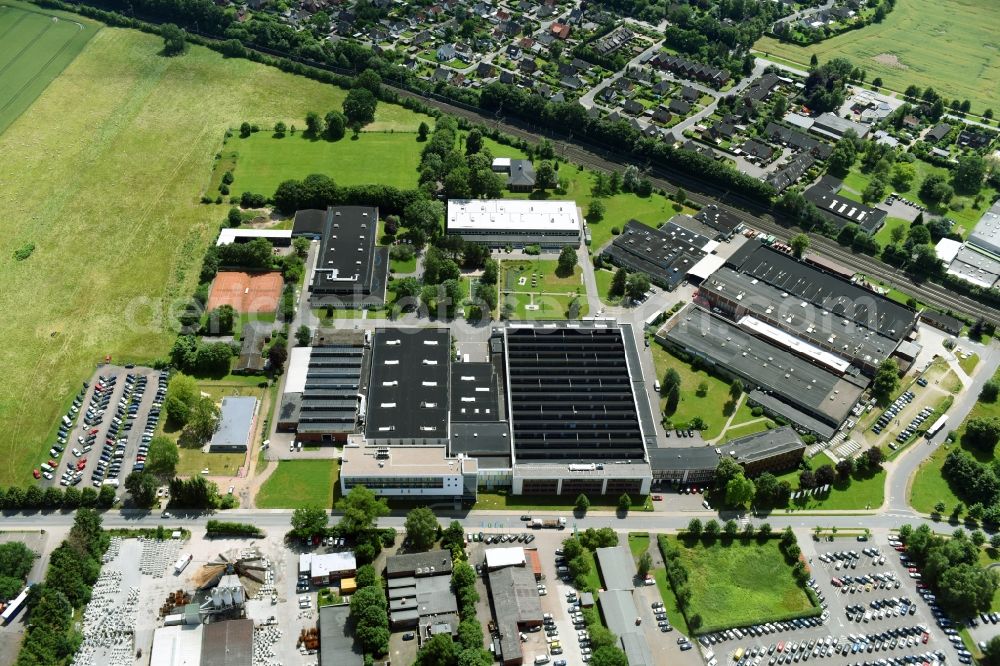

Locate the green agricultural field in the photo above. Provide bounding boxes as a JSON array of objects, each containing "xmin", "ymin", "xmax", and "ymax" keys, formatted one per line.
[
  {"xmin": 0, "ymin": 2, "xmax": 98, "ymax": 134},
  {"xmin": 0, "ymin": 26, "xmax": 393, "ymax": 486},
  {"xmin": 665, "ymin": 535, "xmax": 816, "ymax": 632},
  {"xmin": 754, "ymin": 0, "xmax": 1000, "ymax": 115},
  {"xmin": 256, "ymin": 459, "xmax": 340, "ymax": 509},
  {"xmin": 218, "ymin": 129, "xmax": 425, "ymax": 198}
]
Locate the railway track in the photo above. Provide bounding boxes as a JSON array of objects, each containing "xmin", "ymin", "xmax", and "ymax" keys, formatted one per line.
[{"xmin": 395, "ymin": 89, "xmax": 997, "ymax": 324}]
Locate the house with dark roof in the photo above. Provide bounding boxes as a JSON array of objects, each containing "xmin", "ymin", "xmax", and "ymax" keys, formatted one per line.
[
  {"xmin": 668, "ymin": 98, "xmax": 692, "ymax": 115},
  {"xmin": 518, "ymin": 58, "xmax": 538, "ymax": 74},
  {"xmin": 925, "ymin": 122, "xmax": 951, "ymax": 143},
  {"xmin": 623, "ymin": 99, "xmax": 644, "ymax": 115},
  {"xmin": 499, "ymin": 70, "xmax": 516, "ymax": 84},
  {"xmin": 958, "ymin": 129, "xmax": 993, "ymax": 149},
  {"xmin": 705, "ymin": 120, "xmax": 735, "ymax": 141},
  {"xmin": 492, "ymin": 158, "xmax": 536, "ymax": 192},
  {"xmin": 680, "ymin": 85, "xmax": 700, "ymax": 101},
  {"xmin": 766, "ymin": 151, "xmax": 815, "ymax": 193},
  {"xmin": 764, "ymin": 121, "xmax": 833, "ymax": 159},
  {"xmin": 739, "ymin": 138, "xmax": 774, "ymax": 161},
  {"xmin": 651, "ymin": 80, "xmax": 671, "ymax": 97},
  {"xmin": 234, "ymin": 321, "xmax": 272, "ymax": 374},
  {"xmin": 560, "ymin": 75, "xmax": 584, "ymax": 90},
  {"xmin": 743, "ymin": 72, "xmax": 779, "ymax": 105},
  {"xmin": 651, "ymin": 106, "xmax": 672, "ymax": 124}
]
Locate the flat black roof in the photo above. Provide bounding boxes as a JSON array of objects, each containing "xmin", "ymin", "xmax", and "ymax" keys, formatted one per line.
[
  {"xmin": 299, "ymin": 344, "xmax": 364, "ymax": 434},
  {"xmin": 366, "ymin": 328, "xmax": 450, "ymax": 440},
  {"xmin": 311, "ymin": 206, "xmax": 388, "ymax": 302},
  {"xmin": 919, "ymin": 309, "xmax": 964, "ymax": 335},
  {"xmin": 505, "ymin": 322, "xmax": 646, "ymax": 462},
  {"xmin": 293, "ymin": 208, "xmax": 327, "ymax": 237},
  {"xmin": 726, "ymin": 243, "xmax": 914, "ymax": 341},
  {"xmin": 695, "ymin": 204, "xmax": 742, "ymax": 236},
  {"xmin": 804, "ymin": 178, "xmax": 887, "ymax": 235},
  {"xmin": 605, "ymin": 219, "xmax": 708, "ymax": 288},
  {"xmin": 648, "ymin": 446, "xmax": 720, "ymax": 473},
  {"xmin": 450, "ymin": 362, "xmax": 500, "ymax": 423},
  {"xmin": 450, "ymin": 422, "xmax": 511, "ymax": 456}
]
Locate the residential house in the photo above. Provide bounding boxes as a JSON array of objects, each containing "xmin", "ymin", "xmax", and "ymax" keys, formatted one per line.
[
  {"xmin": 432, "ymin": 67, "xmax": 451, "ymax": 83},
  {"xmin": 550, "ymin": 22, "xmax": 571, "ymax": 39},
  {"xmin": 705, "ymin": 120, "xmax": 735, "ymax": 142},
  {"xmin": 536, "ymin": 32, "xmax": 555, "ymax": 46},
  {"xmin": 550, "ymin": 91, "xmax": 565, "ymax": 103},
  {"xmin": 652, "ymin": 80, "xmax": 672, "ymax": 97},
  {"xmin": 652, "ymin": 106, "xmax": 672, "ymax": 124},
  {"xmin": 958, "ymin": 129, "xmax": 992, "ymax": 149},
  {"xmin": 499, "ymin": 70, "xmax": 516, "ymax": 84},
  {"xmin": 925, "ymin": 123, "xmax": 952, "ymax": 143},
  {"xmin": 412, "ymin": 30, "xmax": 432, "ymax": 46},
  {"xmin": 668, "ymin": 98, "xmax": 692, "ymax": 115},
  {"xmin": 493, "ymin": 158, "xmax": 537, "ymax": 192},
  {"xmin": 571, "ymin": 58, "xmax": 590, "ymax": 72},
  {"xmin": 764, "ymin": 121, "xmax": 833, "ymax": 160},
  {"xmin": 623, "ymin": 99, "xmax": 644, "ymax": 115},
  {"xmin": 558, "ymin": 62, "xmax": 576, "ymax": 77},
  {"xmin": 739, "ymin": 139, "xmax": 774, "ymax": 161},
  {"xmin": 476, "ymin": 62, "xmax": 496, "ymax": 78},
  {"xmin": 436, "ymin": 43, "xmax": 457, "ymax": 61},
  {"xmin": 743, "ymin": 72, "xmax": 779, "ymax": 105},
  {"xmin": 519, "ymin": 58, "xmax": 538, "ymax": 74},
  {"xmin": 650, "ymin": 53, "xmax": 731, "ymax": 89},
  {"xmin": 766, "ymin": 152, "xmax": 815, "ymax": 193},
  {"xmin": 680, "ymin": 85, "xmax": 700, "ymax": 102},
  {"xmin": 505, "ymin": 44, "xmax": 522, "ymax": 60},
  {"xmin": 598, "ymin": 87, "xmax": 616, "ymax": 103},
  {"xmin": 560, "ymin": 75, "xmax": 584, "ymax": 90},
  {"xmin": 902, "ymin": 115, "xmax": 921, "ymax": 130}
]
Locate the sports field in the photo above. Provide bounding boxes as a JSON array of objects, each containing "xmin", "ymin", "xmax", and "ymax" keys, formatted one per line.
[
  {"xmin": 0, "ymin": 2, "xmax": 97, "ymax": 133},
  {"xmin": 0, "ymin": 27, "xmax": 381, "ymax": 486},
  {"xmin": 207, "ymin": 271, "xmax": 283, "ymax": 314},
  {"xmin": 755, "ymin": 0, "xmax": 1000, "ymax": 115},
  {"xmin": 221, "ymin": 130, "xmax": 424, "ymax": 197}
]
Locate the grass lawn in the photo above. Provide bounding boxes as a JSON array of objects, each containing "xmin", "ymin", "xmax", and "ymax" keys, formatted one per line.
[
  {"xmin": 0, "ymin": 26, "xmax": 383, "ymax": 486},
  {"xmin": 873, "ymin": 217, "xmax": 912, "ymax": 249},
  {"xmin": 628, "ymin": 532, "xmax": 650, "ymax": 561},
  {"xmin": 0, "ymin": 1, "xmax": 98, "ymax": 134},
  {"xmin": 959, "ymin": 352, "xmax": 980, "ymax": 375},
  {"xmin": 723, "ymin": 419, "xmax": 776, "ymax": 442},
  {"xmin": 910, "ymin": 367, "xmax": 1000, "ymax": 513},
  {"xmin": 256, "ymin": 459, "xmax": 340, "ymax": 509},
  {"xmin": 581, "ymin": 549, "xmax": 602, "ymax": 593},
  {"xmin": 663, "ymin": 535, "xmax": 816, "ymax": 633},
  {"xmin": 653, "ymin": 565, "xmax": 690, "ymax": 633},
  {"xmin": 176, "ymin": 450, "xmax": 246, "ymax": 477},
  {"xmin": 593, "ymin": 267, "xmax": 622, "ymax": 304},
  {"xmin": 218, "ymin": 130, "xmax": 425, "ymax": 198},
  {"xmin": 650, "ymin": 343, "xmax": 732, "ymax": 440},
  {"xmin": 503, "ymin": 292, "xmax": 588, "ymax": 320},
  {"xmin": 502, "ymin": 259, "xmax": 585, "ymax": 294},
  {"xmin": 843, "ymin": 162, "xmax": 998, "ymax": 237},
  {"xmin": 390, "ymin": 254, "xmax": 417, "ymax": 274},
  {"xmin": 754, "ymin": 0, "xmax": 1000, "ymax": 115},
  {"xmin": 773, "ymin": 453, "xmax": 885, "ymax": 510}
]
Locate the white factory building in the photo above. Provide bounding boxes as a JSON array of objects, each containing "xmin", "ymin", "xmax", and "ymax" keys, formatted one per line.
[{"xmin": 446, "ymin": 199, "xmax": 583, "ymax": 248}]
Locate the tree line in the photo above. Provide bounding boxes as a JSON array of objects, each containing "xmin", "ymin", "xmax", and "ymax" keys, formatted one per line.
[{"xmin": 15, "ymin": 509, "xmax": 108, "ymax": 666}]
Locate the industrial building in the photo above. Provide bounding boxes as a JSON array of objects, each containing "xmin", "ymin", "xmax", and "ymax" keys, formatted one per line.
[
  {"xmin": 487, "ymin": 565, "xmax": 543, "ymax": 666},
  {"xmin": 723, "ymin": 426, "xmax": 807, "ymax": 475},
  {"xmin": 446, "ymin": 199, "xmax": 583, "ymax": 248},
  {"xmin": 697, "ymin": 266, "xmax": 899, "ymax": 375},
  {"xmin": 319, "ymin": 604, "xmax": 363, "ymax": 666},
  {"xmin": 695, "ymin": 204, "xmax": 743, "ymax": 240},
  {"xmin": 299, "ymin": 552, "xmax": 357, "ymax": 586},
  {"xmin": 935, "ymin": 202, "xmax": 1000, "ymax": 289},
  {"xmin": 595, "ymin": 546, "xmax": 638, "ymax": 591},
  {"xmin": 365, "ymin": 327, "xmax": 451, "ymax": 446},
  {"xmin": 339, "ymin": 446, "xmax": 478, "ymax": 504},
  {"xmin": 804, "ymin": 177, "xmax": 886, "ymax": 235},
  {"xmin": 502, "ymin": 321, "xmax": 654, "ymax": 495},
  {"xmin": 386, "ymin": 567, "xmax": 458, "ymax": 630},
  {"xmin": 385, "ymin": 550, "xmax": 453, "ymax": 579},
  {"xmin": 277, "ymin": 333, "xmax": 365, "ymax": 443},
  {"xmin": 657, "ymin": 305, "xmax": 866, "ymax": 439},
  {"xmin": 602, "ymin": 219, "xmax": 714, "ymax": 290},
  {"xmin": 207, "ymin": 396, "xmax": 258, "ymax": 452},
  {"xmin": 967, "ymin": 201, "xmax": 1000, "ymax": 257},
  {"xmin": 150, "ymin": 619, "xmax": 254, "ymax": 666},
  {"xmin": 305, "ymin": 206, "xmax": 389, "ymax": 308},
  {"xmin": 725, "ymin": 243, "xmax": 916, "ymax": 342}
]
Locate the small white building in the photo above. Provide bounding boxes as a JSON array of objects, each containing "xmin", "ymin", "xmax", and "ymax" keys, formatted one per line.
[
  {"xmin": 446, "ymin": 199, "xmax": 582, "ymax": 248},
  {"xmin": 484, "ymin": 546, "xmax": 526, "ymax": 571}
]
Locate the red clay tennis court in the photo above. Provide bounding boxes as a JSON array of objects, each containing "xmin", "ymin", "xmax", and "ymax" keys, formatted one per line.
[{"xmin": 207, "ymin": 271, "xmax": 283, "ymax": 314}]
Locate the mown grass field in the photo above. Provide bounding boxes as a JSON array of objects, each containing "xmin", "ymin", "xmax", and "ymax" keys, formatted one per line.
[
  {"xmin": 0, "ymin": 27, "xmax": 372, "ymax": 486},
  {"xmin": 650, "ymin": 343, "xmax": 731, "ymax": 439},
  {"xmin": 771, "ymin": 452, "xmax": 885, "ymax": 510},
  {"xmin": 665, "ymin": 535, "xmax": 815, "ymax": 632},
  {"xmin": 256, "ymin": 459, "xmax": 340, "ymax": 508},
  {"xmin": 755, "ymin": 0, "xmax": 1000, "ymax": 115},
  {"xmin": 0, "ymin": 1, "xmax": 98, "ymax": 133},
  {"xmin": 218, "ymin": 129, "xmax": 426, "ymax": 198}
]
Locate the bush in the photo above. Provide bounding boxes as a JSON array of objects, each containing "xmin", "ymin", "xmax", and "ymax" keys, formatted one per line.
[{"xmin": 206, "ymin": 520, "xmax": 264, "ymax": 537}]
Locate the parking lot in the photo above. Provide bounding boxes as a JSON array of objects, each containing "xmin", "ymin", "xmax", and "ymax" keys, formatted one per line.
[
  {"xmin": 703, "ymin": 533, "xmax": 971, "ymax": 666},
  {"xmin": 45, "ymin": 365, "xmax": 166, "ymax": 494}
]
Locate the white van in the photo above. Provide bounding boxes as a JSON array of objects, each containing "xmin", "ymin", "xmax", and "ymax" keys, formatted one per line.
[{"xmin": 534, "ymin": 657, "xmax": 550, "ymax": 665}]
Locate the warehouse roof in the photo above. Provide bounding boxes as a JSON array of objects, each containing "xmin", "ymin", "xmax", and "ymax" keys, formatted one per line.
[
  {"xmin": 648, "ymin": 446, "xmax": 720, "ymax": 473},
  {"xmin": 310, "ymin": 206, "xmax": 388, "ymax": 302},
  {"xmin": 605, "ymin": 219, "xmax": 708, "ymax": 289},
  {"xmin": 723, "ymin": 426, "xmax": 805, "ymax": 464},
  {"xmin": 319, "ymin": 604, "xmax": 363, "ymax": 666},
  {"xmin": 947, "ymin": 245, "xmax": 1000, "ymax": 289},
  {"xmin": 311, "ymin": 552, "xmax": 357, "ymax": 579},
  {"xmin": 504, "ymin": 322, "xmax": 647, "ymax": 462},
  {"xmin": 296, "ymin": 344, "xmax": 363, "ymax": 435},
  {"xmin": 341, "ymin": 446, "xmax": 477, "ymax": 477},
  {"xmin": 596, "ymin": 546, "xmax": 637, "ymax": 591},
  {"xmin": 695, "ymin": 204, "xmax": 742, "ymax": 237},
  {"xmin": 149, "ymin": 625, "xmax": 203, "ymax": 666},
  {"xmin": 386, "ymin": 550, "xmax": 453, "ymax": 578},
  {"xmin": 598, "ymin": 589, "xmax": 654, "ymax": 666},
  {"xmin": 292, "ymin": 209, "xmax": 327, "ymax": 237},
  {"xmin": 968, "ymin": 200, "xmax": 1000, "ymax": 258},
  {"xmin": 727, "ymin": 243, "xmax": 914, "ymax": 340},
  {"xmin": 450, "ymin": 362, "xmax": 499, "ymax": 422},
  {"xmin": 488, "ymin": 565, "xmax": 542, "ymax": 622},
  {"xmin": 699, "ymin": 267, "xmax": 897, "ymax": 368},
  {"xmin": 449, "ymin": 422, "xmax": 511, "ymax": 456},
  {"xmin": 208, "ymin": 397, "xmax": 257, "ymax": 452},
  {"xmin": 804, "ymin": 177, "xmax": 886, "ymax": 235},
  {"xmin": 485, "ymin": 547, "xmax": 526, "ymax": 570},
  {"xmin": 748, "ymin": 390, "xmax": 836, "ymax": 440},
  {"xmin": 366, "ymin": 327, "xmax": 450, "ymax": 440},
  {"xmin": 201, "ymin": 619, "xmax": 254, "ymax": 666},
  {"xmin": 447, "ymin": 199, "xmax": 581, "ymax": 233},
  {"xmin": 661, "ymin": 306, "xmax": 863, "ymax": 430}
]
